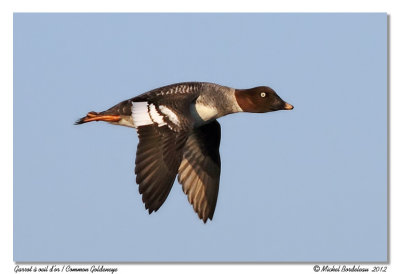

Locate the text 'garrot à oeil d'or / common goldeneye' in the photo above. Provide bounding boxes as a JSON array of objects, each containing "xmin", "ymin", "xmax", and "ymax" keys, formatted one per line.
[{"xmin": 75, "ymin": 82, "xmax": 294, "ymax": 223}]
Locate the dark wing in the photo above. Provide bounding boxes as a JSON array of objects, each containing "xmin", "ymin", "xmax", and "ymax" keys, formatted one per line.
[
  {"xmin": 132, "ymin": 83, "xmax": 206, "ymax": 214},
  {"xmin": 132, "ymin": 82, "xmax": 203, "ymax": 104},
  {"xmin": 131, "ymin": 82, "xmax": 203, "ymax": 132},
  {"xmin": 177, "ymin": 121, "xmax": 221, "ymax": 223},
  {"xmin": 135, "ymin": 125, "xmax": 187, "ymax": 213}
]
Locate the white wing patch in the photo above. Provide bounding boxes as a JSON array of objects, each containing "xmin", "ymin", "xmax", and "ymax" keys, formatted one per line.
[
  {"xmin": 149, "ymin": 104, "xmax": 167, "ymax": 126},
  {"xmin": 132, "ymin": 102, "xmax": 180, "ymax": 129},
  {"xmin": 132, "ymin": 102, "xmax": 152, "ymax": 127},
  {"xmin": 159, "ymin": 106, "xmax": 180, "ymax": 126}
]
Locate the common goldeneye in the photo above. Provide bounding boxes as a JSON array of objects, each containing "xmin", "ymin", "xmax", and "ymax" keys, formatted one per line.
[{"xmin": 76, "ymin": 82, "xmax": 293, "ymax": 223}]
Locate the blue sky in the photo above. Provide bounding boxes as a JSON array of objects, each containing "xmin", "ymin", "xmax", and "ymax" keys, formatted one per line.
[{"xmin": 14, "ymin": 13, "xmax": 387, "ymax": 262}]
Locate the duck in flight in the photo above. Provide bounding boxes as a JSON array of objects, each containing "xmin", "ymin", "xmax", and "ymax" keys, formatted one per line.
[{"xmin": 76, "ymin": 82, "xmax": 293, "ymax": 223}]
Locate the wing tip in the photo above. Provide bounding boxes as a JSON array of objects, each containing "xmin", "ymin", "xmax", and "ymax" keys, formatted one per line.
[
  {"xmin": 201, "ymin": 217, "xmax": 213, "ymax": 224},
  {"xmin": 199, "ymin": 212, "xmax": 214, "ymax": 223},
  {"xmin": 145, "ymin": 205, "xmax": 158, "ymax": 215}
]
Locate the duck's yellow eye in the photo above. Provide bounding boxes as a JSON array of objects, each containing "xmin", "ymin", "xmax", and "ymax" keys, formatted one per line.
[{"xmin": 260, "ymin": 92, "xmax": 266, "ymax": 98}]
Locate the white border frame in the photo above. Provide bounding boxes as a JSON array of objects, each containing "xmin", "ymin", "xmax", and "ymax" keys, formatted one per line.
[{"xmin": 2, "ymin": 1, "xmax": 397, "ymax": 273}]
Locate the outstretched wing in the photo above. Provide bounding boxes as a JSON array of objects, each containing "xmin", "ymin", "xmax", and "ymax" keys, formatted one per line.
[
  {"xmin": 177, "ymin": 121, "xmax": 221, "ymax": 223},
  {"xmin": 131, "ymin": 82, "xmax": 202, "ymax": 131},
  {"xmin": 135, "ymin": 125, "xmax": 187, "ymax": 213},
  {"xmin": 132, "ymin": 83, "xmax": 202, "ymax": 212},
  {"xmin": 132, "ymin": 83, "xmax": 222, "ymax": 218}
]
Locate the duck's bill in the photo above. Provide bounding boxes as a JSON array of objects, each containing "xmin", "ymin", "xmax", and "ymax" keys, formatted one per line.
[{"xmin": 283, "ymin": 102, "xmax": 294, "ymax": 110}]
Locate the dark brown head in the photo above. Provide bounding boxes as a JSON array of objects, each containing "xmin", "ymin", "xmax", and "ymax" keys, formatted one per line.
[{"xmin": 235, "ymin": 86, "xmax": 293, "ymax": 113}]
